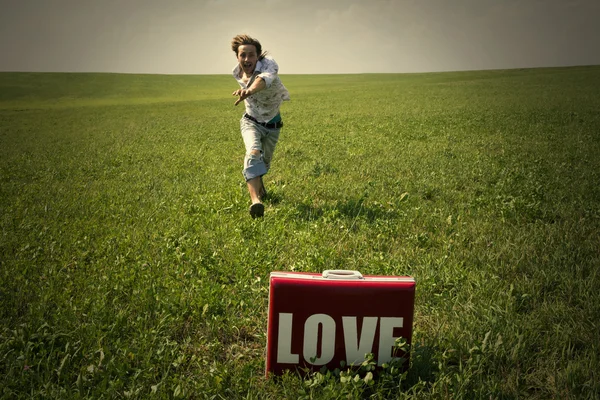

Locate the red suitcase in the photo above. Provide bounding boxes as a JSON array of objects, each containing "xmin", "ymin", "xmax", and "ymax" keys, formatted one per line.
[{"xmin": 266, "ymin": 270, "xmax": 416, "ymax": 376}]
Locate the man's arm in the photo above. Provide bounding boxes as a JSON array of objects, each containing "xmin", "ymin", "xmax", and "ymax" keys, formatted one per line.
[{"xmin": 233, "ymin": 76, "xmax": 266, "ymax": 106}]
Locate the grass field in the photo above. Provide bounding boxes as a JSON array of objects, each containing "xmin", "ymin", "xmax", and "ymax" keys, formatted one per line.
[{"xmin": 1, "ymin": 66, "xmax": 599, "ymax": 399}]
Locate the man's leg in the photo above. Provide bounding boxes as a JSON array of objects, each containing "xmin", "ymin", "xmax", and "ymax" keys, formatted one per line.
[
  {"xmin": 247, "ymin": 174, "xmax": 264, "ymax": 218},
  {"xmin": 260, "ymin": 127, "xmax": 281, "ymax": 201},
  {"xmin": 241, "ymin": 119, "xmax": 268, "ymax": 217},
  {"xmin": 246, "ymin": 163, "xmax": 263, "ymax": 204},
  {"xmin": 259, "ymin": 175, "xmax": 267, "ymax": 200}
]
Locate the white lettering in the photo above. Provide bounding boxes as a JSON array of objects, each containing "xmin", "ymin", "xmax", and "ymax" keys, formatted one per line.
[
  {"xmin": 342, "ymin": 316, "xmax": 378, "ymax": 365},
  {"xmin": 275, "ymin": 313, "xmax": 407, "ymax": 368},
  {"xmin": 277, "ymin": 313, "xmax": 299, "ymax": 364},
  {"xmin": 303, "ymin": 314, "xmax": 335, "ymax": 365},
  {"xmin": 377, "ymin": 317, "xmax": 404, "ymax": 365}
]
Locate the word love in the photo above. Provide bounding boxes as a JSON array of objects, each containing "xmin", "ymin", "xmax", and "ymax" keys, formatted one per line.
[{"xmin": 276, "ymin": 313, "xmax": 404, "ymax": 366}]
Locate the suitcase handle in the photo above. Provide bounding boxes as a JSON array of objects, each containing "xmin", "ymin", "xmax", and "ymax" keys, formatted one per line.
[{"xmin": 322, "ymin": 270, "xmax": 364, "ymax": 279}]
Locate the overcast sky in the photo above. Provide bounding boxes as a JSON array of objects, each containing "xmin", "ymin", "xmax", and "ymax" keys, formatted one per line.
[{"xmin": 1, "ymin": 0, "xmax": 599, "ymax": 75}]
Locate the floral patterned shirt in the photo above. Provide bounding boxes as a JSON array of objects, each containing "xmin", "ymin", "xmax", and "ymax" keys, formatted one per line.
[{"xmin": 232, "ymin": 57, "xmax": 291, "ymax": 123}]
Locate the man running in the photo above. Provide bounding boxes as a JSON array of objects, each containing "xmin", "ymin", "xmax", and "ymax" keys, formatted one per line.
[{"xmin": 231, "ymin": 34, "xmax": 290, "ymax": 218}]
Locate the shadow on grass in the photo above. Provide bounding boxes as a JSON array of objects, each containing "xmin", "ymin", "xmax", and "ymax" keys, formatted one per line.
[
  {"xmin": 403, "ymin": 343, "xmax": 437, "ymax": 388},
  {"xmin": 264, "ymin": 190, "xmax": 283, "ymax": 206},
  {"xmin": 294, "ymin": 196, "xmax": 399, "ymax": 223}
]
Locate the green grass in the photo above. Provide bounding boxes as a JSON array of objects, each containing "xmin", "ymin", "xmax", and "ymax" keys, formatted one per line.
[{"xmin": 1, "ymin": 66, "xmax": 599, "ymax": 399}]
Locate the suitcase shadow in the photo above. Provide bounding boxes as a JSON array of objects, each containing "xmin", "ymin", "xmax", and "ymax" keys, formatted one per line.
[
  {"xmin": 368, "ymin": 344, "xmax": 437, "ymax": 392},
  {"xmin": 404, "ymin": 343, "xmax": 437, "ymax": 387}
]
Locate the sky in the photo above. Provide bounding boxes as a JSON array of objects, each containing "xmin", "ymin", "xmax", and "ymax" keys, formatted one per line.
[{"xmin": 0, "ymin": 0, "xmax": 599, "ymax": 75}]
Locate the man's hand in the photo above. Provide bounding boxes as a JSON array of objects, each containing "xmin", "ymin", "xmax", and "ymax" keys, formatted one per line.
[
  {"xmin": 232, "ymin": 88, "xmax": 253, "ymax": 106},
  {"xmin": 233, "ymin": 77, "xmax": 266, "ymax": 106}
]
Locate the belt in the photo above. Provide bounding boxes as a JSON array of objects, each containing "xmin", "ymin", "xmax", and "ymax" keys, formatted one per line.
[{"xmin": 244, "ymin": 113, "xmax": 283, "ymax": 129}]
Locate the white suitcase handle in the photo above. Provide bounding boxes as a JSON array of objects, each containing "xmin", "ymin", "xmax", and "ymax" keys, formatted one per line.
[{"xmin": 322, "ymin": 270, "xmax": 364, "ymax": 279}]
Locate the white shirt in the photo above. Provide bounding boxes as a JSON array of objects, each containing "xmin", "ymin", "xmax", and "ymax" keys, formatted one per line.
[{"xmin": 232, "ymin": 57, "xmax": 291, "ymax": 123}]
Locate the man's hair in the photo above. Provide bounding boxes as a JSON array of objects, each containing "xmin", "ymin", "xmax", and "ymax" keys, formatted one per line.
[{"xmin": 231, "ymin": 34, "xmax": 268, "ymax": 60}]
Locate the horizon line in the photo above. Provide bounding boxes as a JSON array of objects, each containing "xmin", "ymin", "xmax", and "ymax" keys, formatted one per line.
[{"xmin": 1, "ymin": 64, "xmax": 599, "ymax": 77}]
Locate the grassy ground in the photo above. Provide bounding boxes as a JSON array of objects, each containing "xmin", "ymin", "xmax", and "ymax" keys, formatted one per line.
[{"xmin": 1, "ymin": 66, "xmax": 599, "ymax": 399}]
